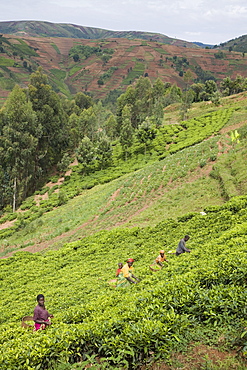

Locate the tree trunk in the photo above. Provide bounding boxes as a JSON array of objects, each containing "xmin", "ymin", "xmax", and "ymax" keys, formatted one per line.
[{"xmin": 13, "ymin": 176, "xmax": 17, "ymax": 213}]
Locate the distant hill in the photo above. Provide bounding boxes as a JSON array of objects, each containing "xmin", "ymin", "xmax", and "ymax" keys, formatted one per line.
[
  {"xmin": 193, "ymin": 42, "xmax": 214, "ymax": 48},
  {"xmin": 217, "ymin": 35, "xmax": 247, "ymax": 53},
  {"xmin": 0, "ymin": 20, "xmax": 199, "ymax": 48},
  {"xmin": 0, "ymin": 22, "xmax": 247, "ymax": 103}
]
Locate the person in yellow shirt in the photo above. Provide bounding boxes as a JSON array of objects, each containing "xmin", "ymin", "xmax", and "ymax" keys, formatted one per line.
[
  {"xmin": 116, "ymin": 258, "xmax": 140, "ymax": 288},
  {"xmin": 150, "ymin": 250, "xmax": 168, "ymax": 271}
]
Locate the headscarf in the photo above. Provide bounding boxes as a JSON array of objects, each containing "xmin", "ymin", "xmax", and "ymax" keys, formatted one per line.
[
  {"xmin": 159, "ymin": 250, "xmax": 165, "ymax": 254},
  {"xmin": 127, "ymin": 258, "xmax": 135, "ymax": 263}
]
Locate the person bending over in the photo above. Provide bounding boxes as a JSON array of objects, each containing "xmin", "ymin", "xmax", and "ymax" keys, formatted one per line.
[
  {"xmin": 176, "ymin": 235, "xmax": 191, "ymax": 256},
  {"xmin": 116, "ymin": 258, "xmax": 139, "ymax": 287}
]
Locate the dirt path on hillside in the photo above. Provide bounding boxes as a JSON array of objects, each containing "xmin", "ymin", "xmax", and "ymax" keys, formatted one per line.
[
  {"xmin": 220, "ymin": 120, "xmax": 247, "ymax": 135},
  {"xmin": 0, "ymin": 220, "xmax": 15, "ymax": 231}
]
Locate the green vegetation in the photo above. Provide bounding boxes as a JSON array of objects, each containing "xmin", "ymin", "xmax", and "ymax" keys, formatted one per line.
[
  {"xmin": 69, "ymin": 44, "xmax": 114, "ymax": 64},
  {"xmin": 68, "ymin": 65, "xmax": 82, "ymax": 77},
  {"xmin": 122, "ymin": 62, "xmax": 145, "ymax": 84},
  {"xmin": 154, "ymin": 47, "xmax": 169, "ymax": 54},
  {"xmin": 1, "ymin": 193, "xmax": 247, "ymax": 369},
  {"xmin": 12, "ymin": 39, "xmax": 38, "ymax": 56},
  {"xmin": 218, "ymin": 34, "xmax": 247, "ymax": 53},
  {"xmin": 50, "ymin": 43, "xmax": 61, "ymax": 54},
  {"xmin": 0, "ymin": 75, "xmax": 15, "ymax": 90},
  {"xmin": 98, "ymin": 66, "xmax": 118, "ymax": 83},
  {"xmin": 0, "ymin": 56, "xmax": 15, "ymax": 66},
  {"xmin": 50, "ymin": 69, "xmax": 66, "ymax": 80},
  {"xmin": 214, "ymin": 51, "xmax": 226, "ymax": 59}
]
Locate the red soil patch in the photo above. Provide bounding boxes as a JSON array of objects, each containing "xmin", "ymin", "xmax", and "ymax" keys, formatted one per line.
[
  {"xmin": 220, "ymin": 120, "xmax": 247, "ymax": 135},
  {"xmin": 46, "ymin": 177, "xmax": 64, "ymax": 189},
  {"xmin": 0, "ymin": 219, "xmax": 15, "ymax": 231},
  {"xmin": 109, "ymin": 187, "xmax": 122, "ymax": 202}
]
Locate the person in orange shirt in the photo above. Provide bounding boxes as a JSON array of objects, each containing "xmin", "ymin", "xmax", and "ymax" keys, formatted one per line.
[
  {"xmin": 150, "ymin": 250, "xmax": 168, "ymax": 271},
  {"xmin": 116, "ymin": 258, "xmax": 140, "ymax": 287}
]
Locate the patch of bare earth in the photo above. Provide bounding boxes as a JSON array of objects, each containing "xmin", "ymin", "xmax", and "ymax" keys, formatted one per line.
[
  {"xmin": 220, "ymin": 120, "xmax": 247, "ymax": 135},
  {"xmin": 0, "ymin": 220, "xmax": 15, "ymax": 231}
]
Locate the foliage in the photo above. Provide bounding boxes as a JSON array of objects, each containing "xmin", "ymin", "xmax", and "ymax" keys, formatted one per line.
[
  {"xmin": 69, "ymin": 44, "xmax": 102, "ymax": 61},
  {"xmin": 0, "ymin": 85, "xmax": 41, "ymax": 211},
  {"xmin": 76, "ymin": 136, "xmax": 96, "ymax": 167},
  {"xmin": 214, "ymin": 51, "xmax": 226, "ymax": 59},
  {"xmin": 152, "ymin": 108, "xmax": 235, "ymax": 157}
]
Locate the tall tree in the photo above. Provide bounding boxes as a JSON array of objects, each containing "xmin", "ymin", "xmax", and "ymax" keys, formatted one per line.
[
  {"xmin": 68, "ymin": 113, "xmax": 80, "ymax": 150},
  {"xmin": 190, "ymin": 83, "xmax": 205, "ymax": 102},
  {"xmin": 152, "ymin": 78, "xmax": 166, "ymax": 100},
  {"xmin": 76, "ymin": 136, "xmax": 96, "ymax": 168},
  {"xmin": 136, "ymin": 119, "xmax": 157, "ymax": 155},
  {"xmin": 75, "ymin": 92, "xmax": 93, "ymax": 110},
  {"xmin": 0, "ymin": 85, "xmax": 40, "ymax": 211},
  {"xmin": 95, "ymin": 134, "xmax": 112, "ymax": 169},
  {"xmin": 27, "ymin": 67, "xmax": 68, "ymax": 175},
  {"xmin": 119, "ymin": 105, "xmax": 133, "ymax": 160},
  {"xmin": 78, "ymin": 106, "xmax": 97, "ymax": 142},
  {"xmin": 104, "ymin": 114, "xmax": 118, "ymax": 139}
]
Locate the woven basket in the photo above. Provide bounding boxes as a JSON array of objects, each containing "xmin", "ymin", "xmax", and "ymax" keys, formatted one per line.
[
  {"xmin": 21, "ymin": 315, "xmax": 34, "ymax": 328},
  {"xmin": 149, "ymin": 263, "xmax": 162, "ymax": 272}
]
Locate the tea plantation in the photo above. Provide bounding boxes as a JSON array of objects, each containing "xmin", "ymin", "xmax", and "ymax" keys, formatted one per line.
[{"xmin": 1, "ymin": 193, "xmax": 247, "ymax": 369}]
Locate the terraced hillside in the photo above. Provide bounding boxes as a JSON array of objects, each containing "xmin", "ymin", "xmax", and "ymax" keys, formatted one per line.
[{"xmin": 0, "ymin": 32, "xmax": 247, "ymax": 103}]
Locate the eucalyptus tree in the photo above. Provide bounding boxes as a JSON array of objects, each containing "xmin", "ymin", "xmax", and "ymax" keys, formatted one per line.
[
  {"xmin": 76, "ymin": 135, "xmax": 96, "ymax": 168},
  {"xmin": 136, "ymin": 119, "xmax": 157, "ymax": 155},
  {"xmin": 95, "ymin": 133, "xmax": 112, "ymax": 169},
  {"xmin": 27, "ymin": 67, "xmax": 68, "ymax": 175},
  {"xmin": 119, "ymin": 104, "xmax": 133, "ymax": 160},
  {"xmin": 78, "ymin": 106, "xmax": 97, "ymax": 142},
  {"xmin": 104, "ymin": 114, "xmax": 118, "ymax": 140},
  {"xmin": 0, "ymin": 85, "xmax": 41, "ymax": 211},
  {"xmin": 74, "ymin": 92, "xmax": 93, "ymax": 110}
]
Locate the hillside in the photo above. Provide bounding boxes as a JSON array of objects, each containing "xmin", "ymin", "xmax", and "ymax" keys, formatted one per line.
[
  {"xmin": 1, "ymin": 92, "xmax": 247, "ymax": 256},
  {"xmin": 0, "ymin": 32, "xmax": 247, "ymax": 103},
  {"xmin": 0, "ymin": 20, "xmax": 199, "ymax": 47},
  {"xmin": 218, "ymin": 34, "xmax": 247, "ymax": 53},
  {"xmin": 1, "ymin": 91, "xmax": 247, "ymax": 369}
]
